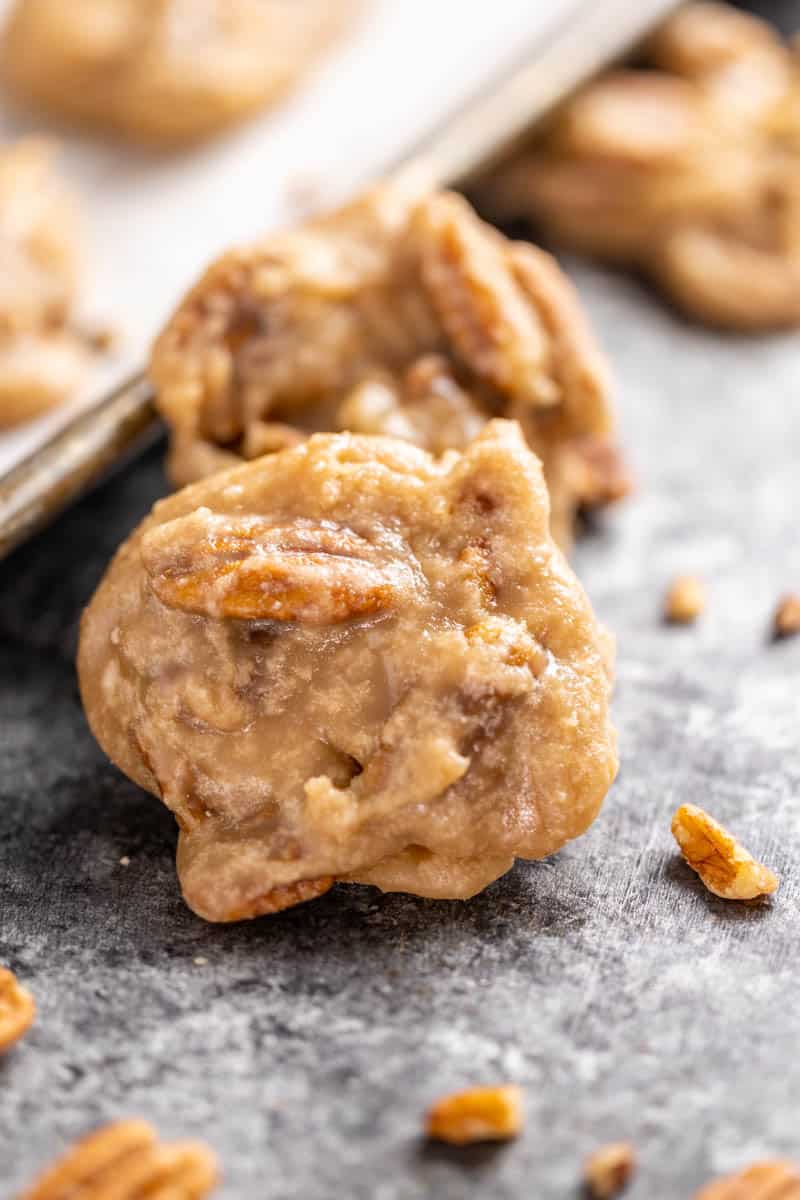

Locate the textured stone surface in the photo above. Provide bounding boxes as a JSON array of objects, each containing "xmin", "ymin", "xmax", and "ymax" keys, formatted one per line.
[{"xmin": 2, "ymin": 258, "xmax": 800, "ymax": 1196}]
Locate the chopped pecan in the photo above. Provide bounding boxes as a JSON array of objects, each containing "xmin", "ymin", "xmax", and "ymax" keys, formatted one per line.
[
  {"xmin": 425, "ymin": 1084, "xmax": 524, "ymax": 1144},
  {"xmin": 694, "ymin": 1160, "xmax": 800, "ymax": 1199},
  {"xmin": 664, "ymin": 575, "xmax": 706, "ymax": 624},
  {"xmin": 584, "ymin": 1142, "xmax": 636, "ymax": 1198},
  {"xmin": 0, "ymin": 966, "xmax": 35, "ymax": 1052},
  {"xmin": 671, "ymin": 803, "xmax": 779, "ymax": 900},
  {"xmin": 142, "ymin": 510, "xmax": 406, "ymax": 624},
  {"xmin": 17, "ymin": 1119, "xmax": 219, "ymax": 1200},
  {"xmin": 773, "ymin": 593, "xmax": 800, "ymax": 640}
]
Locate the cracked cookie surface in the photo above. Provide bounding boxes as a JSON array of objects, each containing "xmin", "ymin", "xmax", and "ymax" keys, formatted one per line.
[
  {"xmin": 151, "ymin": 182, "xmax": 627, "ymax": 549},
  {"xmin": 78, "ymin": 422, "xmax": 617, "ymax": 921},
  {"xmin": 2, "ymin": 0, "xmax": 358, "ymax": 144}
]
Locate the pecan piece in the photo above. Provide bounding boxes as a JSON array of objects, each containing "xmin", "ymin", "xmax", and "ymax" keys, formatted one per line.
[
  {"xmin": 773, "ymin": 593, "xmax": 800, "ymax": 640},
  {"xmin": 0, "ymin": 966, "xmax": 35, "ymax": 1052},
  {"xmin": 694, "ymin": 1160, "xmax": 800, "ymax": 1199},
  {"xmin": 425, "ymin": 1084, "xmax": 524, "ymax": 1145},
  {"xmin": 142, "ymin": 510, "xmax": 405, "ymax": 624},
  {"xmin": 584, "ymin": 1142, "xmax": 636, "ymax": 1198},
  {"xmin": 671, "ymin": 803, "xmax": 779, "ymax": 900},
  {"xmin": 664, "ymin": 575, "xmax": 706, "ymax": 624},
  {"xmin": 17, "ymin": 1119, "xmax": 219, "ymax": 1200}
]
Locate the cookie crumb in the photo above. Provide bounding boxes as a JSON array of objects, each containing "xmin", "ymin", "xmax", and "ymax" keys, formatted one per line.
[
  {"xmin": 671, "ymin": 803, "xmax": 779, "ymax": 900},
  {"xmin": 425, "ymin": 1084, "xmax": 524, "ymax": 1144},
  {"xmin": 119, "ymin": 855, "xmax": 131, "ymax": 867},
  {"xmin": 584, "ymin": 1142, "xmax": 636, "ymax": 1197},
  {"xmin": 773, "ymin": 593, "xmax": 800, "ymax": 640},
  {"xmin": 664, "ymin": 575, "xmax": 706, "ymax": 624}
]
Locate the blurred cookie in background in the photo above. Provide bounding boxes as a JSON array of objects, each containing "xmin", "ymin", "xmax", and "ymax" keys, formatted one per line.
[
  {"xmin": 0, "ymin": 137, "xmax": 96, "ymax": 428},
  {"xmin": 478, "ymin": 2, "xmax": 800, "ymax": 331},
  {"xmin": 1, "ymin": 0, "xmax": 361, "ymax": 145}
]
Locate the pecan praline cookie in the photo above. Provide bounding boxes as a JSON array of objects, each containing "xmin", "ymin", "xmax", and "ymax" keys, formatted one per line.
[
  {"xmin": 78, "ymin": 422, "xmax": 618, "ymax": 922},
  {"xmin": 150, "ymin": 182, "xmax": 630, "ymax": 550}
]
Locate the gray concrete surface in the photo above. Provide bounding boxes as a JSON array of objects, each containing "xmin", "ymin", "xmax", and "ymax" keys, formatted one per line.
[{"xmin": 1, "ymin": 259, "xmax": 799, "ymax": 1198}]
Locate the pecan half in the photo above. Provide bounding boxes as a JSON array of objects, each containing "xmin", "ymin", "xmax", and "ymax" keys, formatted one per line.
[
  {"xmin": 417, "ymin": 194, "xmax": 556, "ymax": 407},
  {"xmin": 664, "ymin": 575, "xmax": 706, "ymax": 624},
  {"xmin": 17, "ymin": 1119, "xmax": 219, "ymax": 1200},
  {"xmin": 671, "ymin": 803, "xmax": 779, "ymax": 900},
  {"xmin": 694, "ymin": 1160, "xmax": 800, "ymax": 1199},
  {"xmin": 0, "ymin": 966, "xmax": 35, "ymax": 1052},
  {"xmin": 142, "ymin": 510, "xmax": 406, "ymax": 624},
  {"xmin": 425, "ymin": 1084, "xmax": 524, "ymax": 1145},
  {"xmin": 584, "ymin": 1142, "xmax": 636, "ymax": 1198}
]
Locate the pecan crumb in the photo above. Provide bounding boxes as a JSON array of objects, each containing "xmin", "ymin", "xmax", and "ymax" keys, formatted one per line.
[
  {"xmin": 773, "ymin": 593, "xmax": 800, "ymax": 640},
  {"xmin": 18, "ymin": 1119, "xmax": 219, "ymax": 1200},
  {"xmin": 664, "ymin": 575, "xmax": 706, "ymax": 624},
  {"xmin": 0, "ymin": 966, "xmax": 35, "ymax": 1053},
  {"xmin": 671, "ymin": 803, "xmax": 779, "ymax": 900},
  {"xmin": 584, "ymin": 1142, "xmax": 636, "ymax": 1198},
  {"xmin": 425, "ymin": 1084, "xmax": 524, "ymax": 1145},
  {"xmin": 694, "ymin": 1160, "xmax": 800, "ymax": 1198}
]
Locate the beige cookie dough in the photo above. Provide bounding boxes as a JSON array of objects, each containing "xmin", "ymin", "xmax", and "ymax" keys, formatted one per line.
[
  {"xmin": 78, "ymin": 421, "xmax": 618, "ymax": 922},
  {"xmin": 480, "ymin": 2, "xmax": 800, "ymax": 330},
  {"xmin": 0, "ymin": 137, "xmax": 91, "ymax": 427},
  {"xmin": 151, "ymin": 181, "xmax": 629, "ymax": 550},
  {"xmin": 2, "ymin": 0, "xmax": 359, "ymax": 145}
]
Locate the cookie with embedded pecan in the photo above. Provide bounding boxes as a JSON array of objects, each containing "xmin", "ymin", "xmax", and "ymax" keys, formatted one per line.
[
  {"xmin": 78, "ymin": 422, "xmax": 617, "ymax": 921},
  {"xmin": 2, "ymin": 0, "xmax": 359, "ymax": 145},
  {"xmin": 150, "ymin": 181, "xmax": 628, "ymax": 549}
]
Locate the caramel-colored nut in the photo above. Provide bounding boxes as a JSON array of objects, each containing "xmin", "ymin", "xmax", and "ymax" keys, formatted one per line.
[
  {"xmin": 417, "ymin": 193, "xmax": 556, "ymax": 408},
  {"xmin": 425, "ymin": 1084, "xmax": 524, "ymax": 1145},
  {"xmin": 221, "ymin": 877, "xmax": 335, "ymax": 922},
  {"xmin": 142, "ymin": 510, "xmax": 405, "ymax": 625},
  {"xmin": 584, "ymin": 1142, "xmax": 636, "ymax": 1198},
  {"xmin": 694, "ymin": 1159, "xmax": 800, "ymax": 1199},
  {"xmin": 773, "ymin": 593, "xmax": 800, "ymax": 639},
  {"xmin": 664, "ymin": 575, "xmax": 706, "ymax": 624},
  {"xmin": 17, "ymin": 1119, "xmax": 219, "ymax": 1200},
  {"xmin": 671, "ymin": 803, "xmax": 779, "ymax": 900},
  {"xmin": 0, "ymin": 966, "xmax": 35, "ymax": 1052}
]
